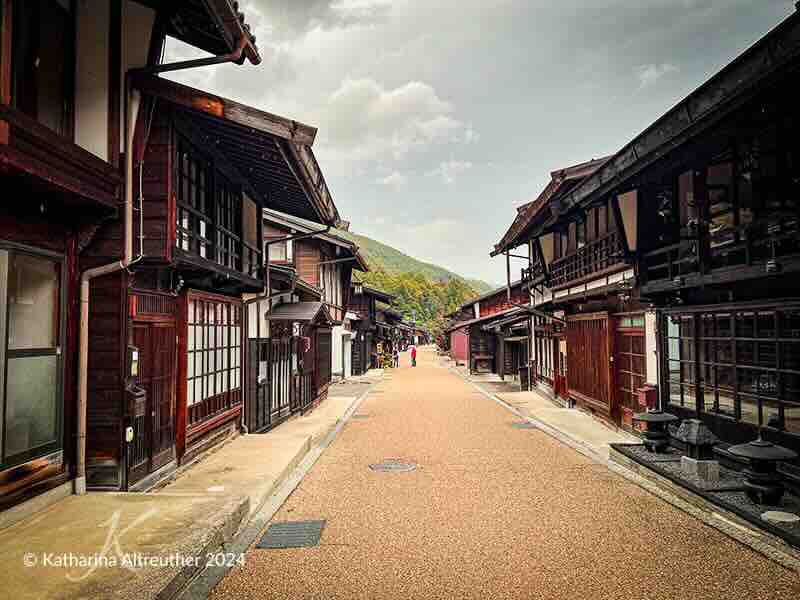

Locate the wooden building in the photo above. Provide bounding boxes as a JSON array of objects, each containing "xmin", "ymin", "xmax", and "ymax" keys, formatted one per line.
[
  {"xmin": 242, "ymin": 210, "xmax": 366, "ymax": 433},
  {"xmin": 0, "ymin": 0, "xmax": 267, "ymax": 510},
  {"xmin": 493, "ymin": 7, "xmax": 800, "ymax": 455},
  {"xmin": 347, "ymin": 283, "xmax": 394, "ymax": 375},
  {"xmin": 445, "ymin": 282, "xmax": 529, "ymax": 378},
  {"xmin": 262, "ymin": 209, "xmax": 368, "ymax": 381},
  {"xmin": 82, "ymin": 71, "xmax": 340, "ymax": 490}
]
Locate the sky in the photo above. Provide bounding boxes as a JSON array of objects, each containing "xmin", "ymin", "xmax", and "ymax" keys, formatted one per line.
[{"xmin": 165, "ymin": 0, "xmax": 794, "ymax": 286}]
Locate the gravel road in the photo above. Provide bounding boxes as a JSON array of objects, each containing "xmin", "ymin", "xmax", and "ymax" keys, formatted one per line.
[{"xmin": 213, "ymin": 347, "xmax": 799, "ymax": 599}]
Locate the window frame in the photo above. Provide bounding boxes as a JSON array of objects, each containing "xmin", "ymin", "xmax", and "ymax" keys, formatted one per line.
[
  {"xmin": 0, "ymin": 240, "xmax": 66, "ymax": 470},
  {"xmin": 174, "ymin": 132, "xmax": 260, "ymax": 277},
  {"xmin": 185, "ymin": 292, "xmax": 242, "ymax": 426},
  {"xmin": 9, "ymin": 0, "xmax": 76, "ymax": 140},
  {"xmin": 662, "ymin": 302, "xmax": 800, "ymax": 436}
]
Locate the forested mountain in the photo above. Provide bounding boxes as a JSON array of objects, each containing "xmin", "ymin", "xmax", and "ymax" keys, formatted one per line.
[
  {"xmin": 335, "ymin": 229, "xmax": 491, "ymax": 339},
  {"xmin": 335, "ymin": 230, "xmax": 494, "ymax": 294}
]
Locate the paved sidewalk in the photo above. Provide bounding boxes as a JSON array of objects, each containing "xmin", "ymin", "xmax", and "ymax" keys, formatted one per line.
[
  {"xmin": 212, "ymin": 346, "xmax": 798, "ymax": 600},
  {"xmin": 447, "ymin": 358, "xmax": 636, "ymax": 460},
  {"xmin": 0, "ymin": 378, "xmax": 378, "ymax": 600},
  {"xmin": 486, "ymin": 388, "xmax": 635, "ymax": 459}
]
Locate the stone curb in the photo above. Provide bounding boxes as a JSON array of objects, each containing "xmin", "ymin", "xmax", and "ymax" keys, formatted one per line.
[
  {"xmin": 451, "ymin": 365, "xmax": 800, "ymax": 575},
  {"xmin": 155, "ymin": 494, "xmax": 250, "ymax": 600},
  {"xmin": 173, "ymin": 379, "xmax": 381, "ymax": 600}
]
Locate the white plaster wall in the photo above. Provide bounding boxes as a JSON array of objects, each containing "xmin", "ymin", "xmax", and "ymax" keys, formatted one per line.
[
  {"xmin": 343, "ymin": 336, "xmax": 352, "ymax": 378},
  {"xmin": 332, "ymin": 324, "xmax": 344, "ymax": 377},
  {"xmin": 120, "ymin": 1, "xmax": 156, "ymax": 152},
  {"xmin": 75, "ymin": 0, "xmax": 110, "ymax": 160},
  {"xmin": 618, "ymin": 190, "xmax": 638, "ymax": 251},
  {"xmin": 645, "ymin": 309, "xmax": 659, "ymax": 385}
]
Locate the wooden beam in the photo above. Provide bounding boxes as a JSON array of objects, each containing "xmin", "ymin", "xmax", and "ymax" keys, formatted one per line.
[
  {"xmin": 107, "ymin": 0, "xmax": 121, "ymax": 168},
  {"xmin": 0, "ymin": 0, "xmax": 11, "ymax": 106},
  {"xmin": 130, "ymin": 73, "xmax": 316, "ymax": 146}
]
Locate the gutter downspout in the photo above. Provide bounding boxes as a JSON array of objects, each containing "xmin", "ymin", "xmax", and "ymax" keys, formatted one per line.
[
  {"xmin": 76, "ymin": 40, "xmax": 252, "ymax": 495},
  {"xmin": 76, "ymin": 89, "xmax": 142, "ymax": 495}
]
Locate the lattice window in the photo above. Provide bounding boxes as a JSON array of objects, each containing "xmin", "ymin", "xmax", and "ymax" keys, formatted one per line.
[
  {"xmin": 186, "ymin": 294, "xmax": 242, "ymax": 425},
  {"xmin": 665, "ymin": 303, "xmax": 800, "ymax": 434},
  {"xmin": 176, "ymin": 137, "xmax": 213, "ymax": 259}
]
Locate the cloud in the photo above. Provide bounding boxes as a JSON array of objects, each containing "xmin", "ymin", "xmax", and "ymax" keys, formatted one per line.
[
  {"xmin": 257, "ymin": 0, "xmax": 394, "ymax": 39},
  {"xmin": 425, "ymin": 159, "xmax": 473, "ymax": 185},
  {"xmin": 316, "ymin": 78, "xmax": 466, "ymax": 175},
  {"xmin": 375, "ymin": 171, "xmax": 407, "ymax": 188},
  {"xmin": 463, "ymin": 124, "xmax": 480, "ymax": 144},
  {"xmin": 635, "ymin": 63, "xmax": 679, "ymax": 88}
]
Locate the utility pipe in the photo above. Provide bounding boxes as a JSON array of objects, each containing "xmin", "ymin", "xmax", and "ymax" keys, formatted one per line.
[
  {"xmin": 139, "ymin": 36, "xmax": 249, "ymax": 75},
  {"xmin": 76, "ymin": 88, "xmax": 142, "ymax": 495},
  {"xmin": 76, "ymin": 30, "xmax": 256, "ymax": 494}
]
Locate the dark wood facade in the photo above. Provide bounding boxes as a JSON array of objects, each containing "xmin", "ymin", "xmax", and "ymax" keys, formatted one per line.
[{"xmin": 494, "ymin": 9, "xmax": 800, "ymax": 456}]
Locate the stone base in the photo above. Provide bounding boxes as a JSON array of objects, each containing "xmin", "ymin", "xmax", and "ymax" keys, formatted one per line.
[{"xmin": 681, "ymin": 456, "xmax": 720, "ymax": 484}]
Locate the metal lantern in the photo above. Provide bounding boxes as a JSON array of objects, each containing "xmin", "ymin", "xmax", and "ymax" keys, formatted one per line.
[
  {"xmin": 632, "ymin": 410, "xmax": 679, "ymax": 453},
  {"xmin": 728, "ymin": 437, "xmax": 798, "ymax": 506}
]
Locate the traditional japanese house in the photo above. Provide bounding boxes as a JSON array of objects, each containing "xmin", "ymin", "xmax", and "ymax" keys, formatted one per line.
[
  {"xmin": 77, "ymin": 46, "xmax": 340, "ymax": 489},
  {"xmin": 244, "ymin": 262, "xmax": 326, "ymax": 434},
  {"xmin": 347, "ymin": 282, "xmax": 394, "ymax": 374},
  {"xmin": 376, "ymin": 303, "xmax": 404, "ymax": 361},
  {"xmin": 492, "ymin": 157, "xmax": 622, "ymax": 410},
  {"xmin": 243, "ymin": 210, "xmax": 366, "ymax": 432},
  {"xmin": 262, "ymin": 209, "xmax": 367, "ymax": 378},
  {"xmin": 444, "ymin": 282, "xmax": 528, "ymax": 376},
  {"xmin": 493, "ymin": 7, "xmax": 800, "ymax": 449},
  {"xmin": 0, "ymin": 0, "xmax": 266, "ymax": 512},
  {"xmin": 627, "ymin": 9, "xmax": 800, "ymax": 453}
]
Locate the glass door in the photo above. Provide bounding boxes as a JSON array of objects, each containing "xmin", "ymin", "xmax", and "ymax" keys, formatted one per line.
[{"xmin": 0, "ymin": 246, "xmax": 63, "ymax": 469}]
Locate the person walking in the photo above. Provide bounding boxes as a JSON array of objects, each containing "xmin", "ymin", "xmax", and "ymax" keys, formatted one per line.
[
  {"xmin": 393, "ymin": 348, "xmax": 400, "ymax": 368},
  {"xmin": 410, "ymin": 344, "xmax": 417, "ymax": 367}
]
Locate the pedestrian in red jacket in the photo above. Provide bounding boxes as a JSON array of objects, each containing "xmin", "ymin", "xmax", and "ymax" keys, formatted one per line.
[{"xmin": 410, "ymin": 345, "xmax": 417, "ymax": 367}]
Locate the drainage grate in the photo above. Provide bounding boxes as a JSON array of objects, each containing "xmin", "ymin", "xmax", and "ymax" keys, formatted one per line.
[
  {"xmin": 351, "ymin": 413, "xmax": 370, "ymax": 420},
  {"xmin": 369, "ymin": 459, "xmax": 417, "ymax": 472},
  {"xmin": 511, "ymin": 422, "xmax": 537, "ymax": 429},
  {"xmin": 255, "ymin": 520, "xmax": 326, "ymax": 549}
]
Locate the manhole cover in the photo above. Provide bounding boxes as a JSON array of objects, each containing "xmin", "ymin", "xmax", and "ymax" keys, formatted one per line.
[
  {"xmin": 369, "ymin": 459, "xmax": 417, "ymax": 472},
  {"xmin": 511, "ymin": 422, "xmax": 537, "ymax": 429},
  {"xmin": 761, "ymin": 511, "xmax": 800, "ymax": 524},
  {"xmin": 256, "ymin": 520, "xmax": 326, "ymax": 549}
]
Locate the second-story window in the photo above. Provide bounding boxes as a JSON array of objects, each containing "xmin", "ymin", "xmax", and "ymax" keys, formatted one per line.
[
  {"xmin": 267, "ymin": 238, "xmax": 292, "ymax": 263},
  {"xmin": 215, "ymin": 176, "xmax": 243, "ymax": 271},
  {"xmin": 576, "ymin": 219, "xmax": 586, "ymax": 249},
  {"xmin": 11, "ymin": 0, "xmax": 74, "ymax": 137},
  {"xmin": 176, "ymin": 138, "xmax": 213, "ymax": 259},
  {"xmin": 175, "ymin": 135, "xmax": 260, "ymax": 277}
]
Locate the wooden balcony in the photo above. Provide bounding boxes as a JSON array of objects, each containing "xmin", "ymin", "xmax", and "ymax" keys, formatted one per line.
[
  {"xmin": 549, "ymin": 231, "xmax": 625, "ymax": 289},
  {"xmin": 520, "ymin": 260, "xmax": 545, "ymax": 287},
  {"xmin": 0, "ymin": 104, "xmax": 120, "ymax": 208},
  {"xmin": 641, "ymin": 217, "xmax": 800, "ymax": 293}
]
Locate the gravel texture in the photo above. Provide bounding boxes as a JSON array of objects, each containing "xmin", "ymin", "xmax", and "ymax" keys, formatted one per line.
[{"xmin": 212, "ymin": 347, "xmax": 800, "ymax": 600}]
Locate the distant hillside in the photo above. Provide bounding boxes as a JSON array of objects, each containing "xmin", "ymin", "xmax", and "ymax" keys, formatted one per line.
[{"xmin": 335, "ymin": 229, "xmax": 493, "ymax": 294}]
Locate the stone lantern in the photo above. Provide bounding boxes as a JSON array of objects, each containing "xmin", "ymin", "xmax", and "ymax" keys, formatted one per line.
[
  {"xmin": 632, "ymin": 410, "xmax": 679, "ymax": 453},
  {"xmin": 728, "ymin": 437, "xmax": 798, "ymax": 505},
  {"xmin": 674, "ymin": 419, "xmax": 719, "ymax": 483},
  {"xmin": 674, "ymin": 419, "xmax": 718, "ymax": 460}
]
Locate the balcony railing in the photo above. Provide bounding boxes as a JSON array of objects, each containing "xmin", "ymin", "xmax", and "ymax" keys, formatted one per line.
[
  {"xmin": 521, "ymin": 260, "xmax": 545, "ymax": 286},
  {"xmin": 549, "ymin": 230, "xmax": 625, "ymax": 289},
  {"xmin": 642, "ymin": 216, "xmax": 800, "ymax": 291},
  {"xmin": 176, "ymin": 206, "xmax": 263, "ymax": 280}
]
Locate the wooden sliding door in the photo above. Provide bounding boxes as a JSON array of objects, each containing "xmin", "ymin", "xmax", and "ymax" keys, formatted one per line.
[{"xmin": 566, "ymin": 312, "xmax": 616, "ymax": 422}]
